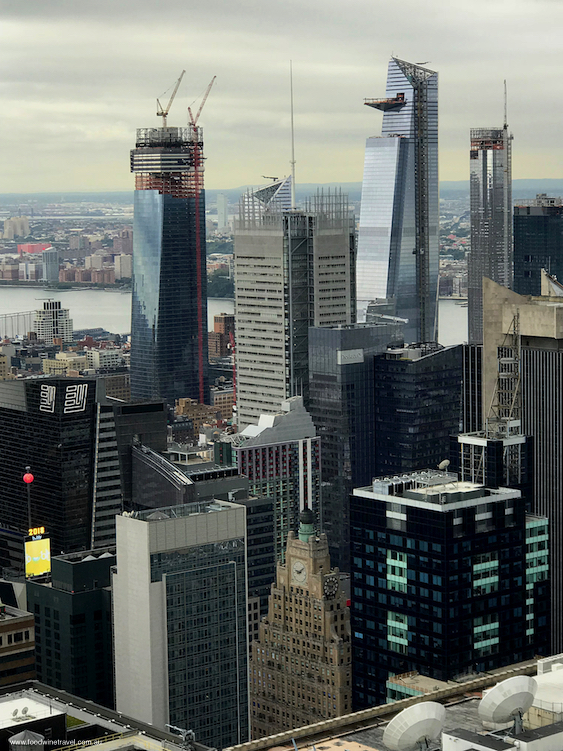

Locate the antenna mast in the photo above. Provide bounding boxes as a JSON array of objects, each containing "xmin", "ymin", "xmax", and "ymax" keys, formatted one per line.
[
  {"xmin": 504, "ymin": 79, "xmax": 508, "ymax": 129},
  {"xmin": 290, "ymin": 60, "xmax": 296, "ymax": 209}
]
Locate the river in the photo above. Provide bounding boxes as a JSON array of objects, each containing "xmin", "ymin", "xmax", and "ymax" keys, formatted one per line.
[{"xmin": 0, "ymin": 286, "xmax": 468, "ymax": 344}]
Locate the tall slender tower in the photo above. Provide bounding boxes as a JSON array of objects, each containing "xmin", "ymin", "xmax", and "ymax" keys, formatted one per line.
[
  {"xmin": 130, "ymin": 79, "xmax": 208, "ymax": 405},
  {"xmin": 356, "ymin": 57, "xmax": 439, "ymax": 343},
  {"xmin": 468, "ymin": 119, "xmax": 512, "ymax": 344},
  {"xmin": 234, "ymin": 180, "xmax": 356, "ymax": 428}
]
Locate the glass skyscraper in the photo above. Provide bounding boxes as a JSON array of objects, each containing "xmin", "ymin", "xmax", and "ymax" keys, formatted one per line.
[
  {"xmin": 468, "ymin": 126, "xmax": 512, "ymax": 343},
  {"xmin": 130, "ymin": 125, "xmax": 208, "ymax": 405},
  {"xmin": 357, "ymin": 58, "xmax": 439, "ymax": 344}
]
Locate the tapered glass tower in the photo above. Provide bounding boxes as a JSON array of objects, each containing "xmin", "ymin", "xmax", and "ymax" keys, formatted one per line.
[
  {"xmin": 357, "ymin": 57, "xmax": 439, "ymax": 343},
  {"xmin": 130, "ymin": 123, "xmax": 208, "ymax": 404}
]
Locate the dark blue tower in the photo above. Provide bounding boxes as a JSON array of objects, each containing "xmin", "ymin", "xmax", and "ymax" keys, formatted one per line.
[{"xmin": 130, "ymin": 124, "xmax": 208, "ymax": 405}]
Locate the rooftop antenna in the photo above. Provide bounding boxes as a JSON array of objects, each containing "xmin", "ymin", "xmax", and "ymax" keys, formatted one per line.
[
  {"xmin": 383, "ymin": 702, "xmax": 446, "ymax": 751},
  {"xmin": 156, "ymin": 70, "xmax": 186, "ymax": 128},
  {"xmin": 504, "ymin": 79, "xmax": 508, "ymax": 129},
  {"xmin": 290, "ymin": 60, "xmax": 296, "ymax": 209},
  {"xmin": 479, "ymin": 675, "xmax": 537, "ymax": 736}
]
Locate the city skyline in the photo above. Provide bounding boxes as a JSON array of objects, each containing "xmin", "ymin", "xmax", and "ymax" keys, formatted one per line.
[{"xmin": 2, "ymin": 0, "xmax": 562, "ymax": 193}]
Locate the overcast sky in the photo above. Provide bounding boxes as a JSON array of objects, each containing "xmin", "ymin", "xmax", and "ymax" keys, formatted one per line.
[{"xmin": 1, "ymin": 0, "xmax": 562, "ymax": 193}]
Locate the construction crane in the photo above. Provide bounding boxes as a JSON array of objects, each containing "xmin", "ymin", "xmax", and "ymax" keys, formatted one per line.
[
  {"xmin": 262, "ymin": 176, "xmax": 279, "ymax": 181},
  {"xmin": 188, "ymin": 75, "xmax": 216, "ymax": 129},
  {"xmin": 156, "ymin": 70, "xmax": 185, "ymax": 128}
]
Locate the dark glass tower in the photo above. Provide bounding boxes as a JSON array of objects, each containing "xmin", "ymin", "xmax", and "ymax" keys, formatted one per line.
[
  {"xmin": 130, "ymin": 125, "xmax": 208, "ymax": 405},
  {"xmin": 514, "ymin": 196, "xmax": 563, "ymax": 296}
]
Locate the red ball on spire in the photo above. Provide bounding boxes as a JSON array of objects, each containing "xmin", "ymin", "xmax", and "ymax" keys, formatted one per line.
[{"xmin": 23, "ymin": 473, "xmax": 34, "ymax": 484}]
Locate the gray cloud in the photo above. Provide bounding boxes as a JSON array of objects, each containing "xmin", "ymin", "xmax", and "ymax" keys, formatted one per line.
[{"xmin": 1, "ymin": 0, "xmax": 562, "ymax": 192}]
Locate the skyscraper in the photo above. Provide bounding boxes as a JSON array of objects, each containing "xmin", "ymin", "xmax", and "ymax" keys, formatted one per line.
[
  {"xmin": 482, "ymin": 273, "xmax": 563, "ymax": 652},
  {"xmin": 234, "ymin": 396, "xmax": 320, "ymax": 562},
  {"xmin": 33, "ymin": 300, "xmax": 73, "ymax": 343},
  {"xmin": 113, "ymin": 500, "xmax": 248, "ymax": 748},
  {"xmin": 308, "ymin": 320, "xmax": 405, "ymax": 572},
  {"xmin": 249, "ymin": 508, "xmax": 352, "ymax": 737},
  {"xmin": 351, "ymin": 470, "xmax": 549, "ymax": 708},
  {"xmin": 514, "ymin": 195, "xmax": 563, "ymax": 296},
  {"xmin": 234, "ymin": 183, "xmax": 356, "ymax": 428},
  {"xmin": 468, "ymin": 124, "xmax": 512, "ymax": 343},
  {"xmin": 130, "ymin": 108, "xmax": 208, "ymax": 404},
  {"xmin": 357, "ymin": 58, "xmax": 439, "ymax": 343}
]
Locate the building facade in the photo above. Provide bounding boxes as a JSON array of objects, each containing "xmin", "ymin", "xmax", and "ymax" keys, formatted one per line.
[
  {"xmin": 32, "ymin": 301, "xmax": 73, "ymax": 343},
  {"xmin": 250, "ymin": 509, "xmax": 352, "ymax": 738},
  {"xmin": 482, "ymin": 274, "xmax": 563, "ymax": 652},
  {"xmin": 234, "ymin": 397, "xmax": 321, "ymax": 562},
  {"xmin": 113, "ymin": 501, "xmax": 249, "ymax": 749},
  {"xmin": 514, "ymin": 196, "xmax": 563, "ymax": 296},
  {"xmin": 234, "ymin": 187, "xmax": 356, "ymax": 429},
  {"xmin": 373, "ymin": 343, "xmax": 463, "ymax": 477},
  {"xmin": 350, "ymin": 470, "xmax": 550, "ymax": 708},
  {"xmin": 130, "ymin": 123, "xmax": 208, "ymax": 405},
  {"xmin": 308, "ymin": 321, "xmax": 404, "ymax": 572},
  {"xmin": 357, "ymin": 58, "xmax": 439, "ymax": 343},
  {"xmin": 27, "ymin": 548, "xmax": 115, "ymax": 707},
  {"xmin": 468, "ymin": 126, "xmax": 512, "ymax": 344}
]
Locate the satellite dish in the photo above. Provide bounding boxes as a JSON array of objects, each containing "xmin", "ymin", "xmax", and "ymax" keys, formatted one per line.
[
  {"xmin": 438, "ymin": 459, "xmax": 450, "ymax": 471},
  {"xmin": 22, "ymin": 707, "xmax": 28, "ymax": 715},
  {"xmin": 479, "ymin": 676, "xmax": 537, "ymax": 734},
  {"xmin": 383, "ymin": 702, "xmax": 446, "ymax": 751},
  {"xmin": 12, "ymin": 709, "xmax": 18, "ymax": 717}
]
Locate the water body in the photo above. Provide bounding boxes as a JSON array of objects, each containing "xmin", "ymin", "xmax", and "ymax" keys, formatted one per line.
[
  {"xmin": 0, "ymin": 287, "xmax": 234, "ymax": 335},
  {"xmin": 0, "ymin": 286, "xmax": 468, "ymax": 345}
]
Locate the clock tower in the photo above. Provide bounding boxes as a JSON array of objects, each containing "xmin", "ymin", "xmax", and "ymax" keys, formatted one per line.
[{"xmin": 249, "ymin": 508, "xmax": 352, "ymax": 738}]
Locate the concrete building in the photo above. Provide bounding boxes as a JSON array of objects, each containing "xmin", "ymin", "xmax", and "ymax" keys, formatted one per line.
[
  {"xmin": 32, "ymin": 301, "xmax": 73, "ymax": 343},
  {"xmin": 233, "ymin": 396, "xmax": 320, "ymax": 562},
  {"xmin": 217, "ymin": 192, "xmax": 229, "ymax": 230},
  {"xmin": 114, "ymin": 253, "xmax": 132, "ymax": 280},
  {"xmin": 482, "ymin": 273, "xmax": 563, "ymax": 652},
  {"xmin": 0, "ymin": 603, "xmax": 35, "ymax": 688},
  {"xmin": 0, "ymin": 682, "xmax": 208, "ymax": 751},
  {"xmin": 234, "ymin": 185, "xmax": 355, "ymax": 428},
  {"xmin": 113, "ymin": 500, "xmax": 249, "ymax": 749},
  {"xmin": 514, "ymin": 195, "xmax": 563, "ymax": 296},
  {"xmin": 351, "ymin": 470, "xmax": 550, "ymax": 708},
  {"xmin": 468, "ymin": 125, "xmax": 512, "ymax": 343},
  {"xmin": 85, "ymin": 348, "xmax": 123, "ymax": 370},
  {"xmin": 42, "ymin": 352, "xmax": 87, "ymax": 375},
  {"xmin": 308, "ymin": 320, "xmax": 405, "ymax": 572},
  {"xmin": 249, "ymin": 508, "xmax": 351, "ymax": 738},
  {"xmin": 357, "ymin": 58, "xmax": 439, "ymax": 343},
  {"xmin": 26, "ymin": 548, "xmax": 115, "ymax": 707}
]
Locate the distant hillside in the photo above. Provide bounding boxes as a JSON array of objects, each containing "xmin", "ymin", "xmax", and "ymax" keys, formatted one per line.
[{"xmin": 2, "ymin": 179, "xmax": 562, "ymax": 206}]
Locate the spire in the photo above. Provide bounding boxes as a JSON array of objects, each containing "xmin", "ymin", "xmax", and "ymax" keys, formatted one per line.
[{"xmin": 298, "ymin": 506, "xmax": 315, "ymax": 542}]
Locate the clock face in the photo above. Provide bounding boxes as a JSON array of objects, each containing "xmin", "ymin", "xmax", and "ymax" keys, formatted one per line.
[
  {"xmin": 292, "ymin": 560, "xmax": 308, "ymax": 584},
  {"xmin": 323, "ymin": 575, "xmax": 339, "ymax": 599}
]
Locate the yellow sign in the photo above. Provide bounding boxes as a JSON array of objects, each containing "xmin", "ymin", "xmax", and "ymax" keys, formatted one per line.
[{"xmin": 25, "ymin": 537, "xmax": 51, "ymax": 578}]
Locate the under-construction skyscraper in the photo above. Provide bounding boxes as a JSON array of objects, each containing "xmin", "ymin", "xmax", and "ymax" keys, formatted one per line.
[
  {"xmin": 356, "ymin": 57, "xmax": 439, "ymax": 343},
  {"xmin": 468, "ymin": 123, "xmax": 513, "ymax": 344},
  {"xmin": 130, "ymin": 78, "xmax": 209, "ymax": 405}
]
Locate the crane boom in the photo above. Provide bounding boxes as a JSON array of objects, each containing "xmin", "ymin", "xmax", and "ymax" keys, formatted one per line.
[
  {"xmin": 189, "ymin": 76, "xmax": 217, "ymax": 127},
  {"xmin": 156, "ymin": 70, "xmax": 186, "ymax": 128}
]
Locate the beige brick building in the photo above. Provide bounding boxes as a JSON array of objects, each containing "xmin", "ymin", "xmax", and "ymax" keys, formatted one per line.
[{"xmin": 250, "ymin": 509, "xmax": 352, "ymax": 738}]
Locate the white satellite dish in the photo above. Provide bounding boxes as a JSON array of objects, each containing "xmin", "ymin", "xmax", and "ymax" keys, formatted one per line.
[
  {"xmin": 479, "ymin": 675, "xmax": 537, "ymax": 734},
  {"xmin": 22, "ymin": 707, "xmax": 28, "ymax": 715},
  {"xmin": 438, "ymin": 459, "xmax": 450, "ymax": 471},
  {"xmin": 11, "ymin": 709, "xmax": 18, "ymax": 717},
  {"xmin": 383, "ymin": 702, "xmax": 446, "ymax": 751}
]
